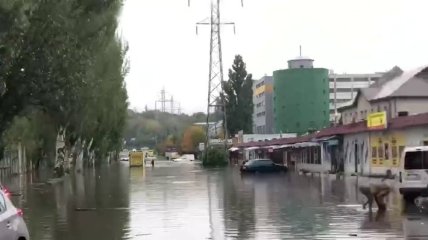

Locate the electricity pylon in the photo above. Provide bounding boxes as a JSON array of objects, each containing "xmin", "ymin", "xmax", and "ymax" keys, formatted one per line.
[{"xmin": 189, "ymin": 0, "xmax": 243, "ymax": 159}]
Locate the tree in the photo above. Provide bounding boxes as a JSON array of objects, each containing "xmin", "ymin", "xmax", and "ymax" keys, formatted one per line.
[
  {"xmin": 222, "ymin": 55, "xmax": 254, "ymax": 136},
  {"xmin": 181, "ymin": 126, "xmax": 206, "ymax": 153},
  {"xmin": 0, "ymin": 0, "xmax": 129, "ymax": 175}
]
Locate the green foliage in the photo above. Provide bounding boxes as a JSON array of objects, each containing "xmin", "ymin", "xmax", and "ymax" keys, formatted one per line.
[
  {"xmin": 124, "ymin": 110, "xmax": 210, "ymax": 153},
  {"xmin": 181, "ymin": 126, "xmax": 206, "ymax": 153},
  {"xmin": 202, "ymin": 148, "xmax": 228, "ymax": 167},
  {"xmin": 222, "ymin": 55, "xmax": 254, "ymax": 136},
  {"xmin": 0, "ymin": 0, "xmax": 128, "ymax": 164}
]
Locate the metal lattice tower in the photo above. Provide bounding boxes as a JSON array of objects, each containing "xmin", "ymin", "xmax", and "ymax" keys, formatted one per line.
[
  {"xmin": 206, "ymin": 0, "xmax": 226, "ymax": 154},
  {"xmin": 190, "ymin": 0, "xmax": 243, "ymax": 156}
]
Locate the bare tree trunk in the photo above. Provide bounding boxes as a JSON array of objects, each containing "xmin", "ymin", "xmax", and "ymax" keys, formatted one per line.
[
  {"xmin": 75, "ymin": 139, "xmax": 85, "ymax": 173},
  {"xmin": 17, "ymin": 142, "xmax": 22, "ymax": 175},
  {"xmin": 54, "ymin": 127, "xmax": 66, "ymax": 178}
]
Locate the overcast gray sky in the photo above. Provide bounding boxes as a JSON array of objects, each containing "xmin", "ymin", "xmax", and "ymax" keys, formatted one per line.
[{"xmin": 119, "ymin": 0, "xmax": 428, "ymax": 114}]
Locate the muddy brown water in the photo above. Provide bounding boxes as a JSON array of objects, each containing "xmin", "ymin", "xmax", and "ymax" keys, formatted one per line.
[{"xmin": 3, "ymin": 161, "xmax": 428, "ymax": 239}]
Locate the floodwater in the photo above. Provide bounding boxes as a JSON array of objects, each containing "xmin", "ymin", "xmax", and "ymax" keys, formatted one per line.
[{"xmin": 4, "ymin": 161, "xmax": 428, "ymax": 239}]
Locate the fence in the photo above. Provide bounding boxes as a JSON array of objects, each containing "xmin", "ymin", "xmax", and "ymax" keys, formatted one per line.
[{"xmin": 0, "ymin": 144, "xmax": 29, "ymax": 181}]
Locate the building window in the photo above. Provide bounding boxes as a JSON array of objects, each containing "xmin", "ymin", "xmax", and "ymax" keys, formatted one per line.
[
  {"xmin": 392, "ymin": 146, "xmax": 398, "ymax": 158},
  {"xmin": 314, "ymin": 147, "xmax": 321, "ymax": 164},
  {"xmin": 336, "ymin": 78, "xmax": 351, "ymax": 82},
  {"xmin": 384, "ymin": 143, "xmax": 389, "ymax": 160},
  {"xmin": 378, "ymin": 145, "xmax": 384, "ymax": 158},
  {"xmin": 372, "ymin": 147, "xmax": 377, "ymax": 158}
]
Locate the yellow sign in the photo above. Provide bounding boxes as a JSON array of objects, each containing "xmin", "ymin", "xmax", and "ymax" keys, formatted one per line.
[
  {"xmin": 254, "ymin": 85, "xmax": 266, "ymax": 96},
  {"xmin": 367, "ymin": 111, "xmax": 387, "ymax": 130},
  {"xmin": 129, "ymin": 151, "xmax": 145, "ymax": 167}
]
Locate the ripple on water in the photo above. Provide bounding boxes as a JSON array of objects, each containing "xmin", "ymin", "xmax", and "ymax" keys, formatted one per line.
[{"xmin": 16, "ymin": 164, "xmax": 419, "ymax": 239}]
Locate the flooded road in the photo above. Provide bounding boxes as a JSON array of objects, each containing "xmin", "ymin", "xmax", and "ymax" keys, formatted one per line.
[{"xmin": 4, "ymin": 161, "xmax": 428, "ymax": 239}]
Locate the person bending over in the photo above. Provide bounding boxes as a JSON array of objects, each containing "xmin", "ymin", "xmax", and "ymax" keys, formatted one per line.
[{"xmin": 360, "ymin": 170, "xmax": 393, "ymax": 212}]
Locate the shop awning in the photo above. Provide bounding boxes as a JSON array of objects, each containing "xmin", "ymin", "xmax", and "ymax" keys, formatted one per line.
[
  {"xmin": 245, "ymin": 146, "xmax": 260, "ymax": 151},
  {"xmin": 292, "ymin": 142, "xmax": 320, "ymax": 148},
  {"xmin": 262, "ymin": 145, "xmax": 278, "ymax": 149},
  {"xmin": 314, "ymin": 136, "xmax": 337, "ymax": 142},
  {"xmin": 228, "ymin": 147, "xmax": 239, "ymax": 152}
]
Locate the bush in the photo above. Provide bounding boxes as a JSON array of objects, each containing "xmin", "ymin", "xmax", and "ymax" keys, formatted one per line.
[{"xmin": 202, "ymin": 148, "xmax": 228, "ymax": 167}]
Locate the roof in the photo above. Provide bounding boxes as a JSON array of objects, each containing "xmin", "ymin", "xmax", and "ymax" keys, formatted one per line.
[
  {"xmin": 338, "ymin": 65, "xmax": 428, "ymax": 111},
  {"xmin": 403, "ymin": 146, "xmax": 428, "ymax": 152},
  {"xmin": 258, "ymin": 75, "xmax": 273, "ymax": 82},
  {"xmin": 374, "ymin": 65, "xmax": 428, "ymax": 99},
  {"xmin": 289, "ymin": 56, "xmax": 314, "ymax": 61},
  {"xmin": 236, "ymin": 112, "xmax": 428, "ymax": 148}
]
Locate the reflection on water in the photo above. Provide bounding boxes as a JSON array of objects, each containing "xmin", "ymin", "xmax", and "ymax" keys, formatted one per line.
[{"xmin": 5, "ymin": 161, "xmax": 428, "ymax": 239}]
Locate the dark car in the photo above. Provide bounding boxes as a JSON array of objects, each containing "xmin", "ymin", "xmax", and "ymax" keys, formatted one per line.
[{"xmin": 240, "ymin": 159, "xmax": 287, "ymax": 173}]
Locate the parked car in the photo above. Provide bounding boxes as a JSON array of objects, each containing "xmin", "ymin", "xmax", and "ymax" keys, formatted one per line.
[
  {"xmin": 399, "ymin": 146, "xmax": 428, "ymax": 200},
  {"xmin": 0, "ymin": 185, "xmax": 29, "ymax": 240},
  {"xmin": 0, "ymin": 184, "xmax": 11, "ymax": 199},
  {"xmin": 240, "ymin": 159, "xmax": 287, "ymax": 173}
]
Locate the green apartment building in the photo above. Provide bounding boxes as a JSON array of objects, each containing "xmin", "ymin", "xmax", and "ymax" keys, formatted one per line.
[{"xmin": 273, "ymin": 57, "xmax": 329, "ymax": 135}]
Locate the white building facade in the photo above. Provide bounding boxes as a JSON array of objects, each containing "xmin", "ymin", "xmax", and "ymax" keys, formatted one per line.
[{"xmin": 329, "ymin": 72, "xmax": 383, "ymax": 122}]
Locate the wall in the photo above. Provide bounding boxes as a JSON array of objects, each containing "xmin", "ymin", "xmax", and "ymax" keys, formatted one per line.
[
  {"xmin": 395, "ymin": 98, "xmax": 428, "ymax": 117},
  {"xmin": 253, "ymin": 76, "xmax": 274, "ymax": 134},
  {"xmin": 274, "ymin": 68, "xmax": 329, "ymax": 135},
  {"xmin": 341, "ymin": 97, "xmax": 428, "ymax": 125},
  {"xmin": 265, "ymin": 89, "xmax": 274, "ymax": 134},
  {"xmin": 340, "ymin": 126, "xmax": 428, "ymax": 175},
  {"xmin": 328, "ymin": 73, "xmax": 382, "ymax": 121},
  {"xmin": 288, "ymin": 59, "xmax": 314, "ymax": 69},
  {"xmin": 242, "ymin": 133, "xmax": 296, "ymax": 143},
  {"xmin": 341, "ymin": 95, "xmax": 372, "ymax": 124},
  {"xmin": 343, "ymin": 133, "xmax": 370, "ymax": 175},
  {"xmin": 293, "ymin": 145, "xmax": 331, "ymax": 173}
]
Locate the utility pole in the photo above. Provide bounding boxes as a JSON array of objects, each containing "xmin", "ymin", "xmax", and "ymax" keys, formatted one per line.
[
  {"xmin": 170, "ymin": 96, "xmax": 174, "ymax": 114},
  {"xmin": 161, "ymin": 87, "xmax": 166, "ymax": 112},
  {"xmin": 189, "ymin": 0, "xmax": 243, "ymax": 159},
  {"xmin": 154, "ymin": 87, "xmax": 181, "ymax": 114}
]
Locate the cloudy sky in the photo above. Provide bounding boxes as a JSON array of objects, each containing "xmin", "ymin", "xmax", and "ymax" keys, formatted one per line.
[{"xmin": 119, "ymin": 0, "xmax": 428, "ymax": 114}]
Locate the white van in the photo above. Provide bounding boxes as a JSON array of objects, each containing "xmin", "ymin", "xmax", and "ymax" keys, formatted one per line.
[{"xmin": 399, "ymin": 146, "xmax": 428, "ymax": 199}]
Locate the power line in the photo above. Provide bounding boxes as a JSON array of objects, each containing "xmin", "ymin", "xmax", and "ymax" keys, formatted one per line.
[
  {"xmin": 154, "ymin": 87, "xmax": 181, "ymax": 114},
  {"xmin": 188, "ymin": 0, "xmax": 243, "ymax": 155}
]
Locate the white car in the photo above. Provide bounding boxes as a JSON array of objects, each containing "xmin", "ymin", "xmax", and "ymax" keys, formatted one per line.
[
  {"xmin": 399, "ymin": 146, "xmax": 428, "ymax": 200},
  {"xmin": 0, "ymin": 185, "xmax": 30, "ymax": 240}
]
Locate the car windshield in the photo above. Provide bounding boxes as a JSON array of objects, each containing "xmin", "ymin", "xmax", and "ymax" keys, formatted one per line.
[
  {"xmin": 404, "ymin": 151, "xmax": 428, "ymax": 170},
  {"xmin": 246, "ymin": 159, "xmax": 273, "ymax": 166}
]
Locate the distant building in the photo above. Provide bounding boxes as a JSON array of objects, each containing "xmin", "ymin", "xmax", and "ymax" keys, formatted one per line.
[
  {"xmin": 253, "ymin": 76, "xmax": 275, "ymax": 134},
  {"xmin": 193, "ymin": 121, "xmax": 223, "ymax": 138},
  {"xmin": 329, "ymin": 72, "xmax": 383, "ymax": 122},
  {"xmin": 274, "ymin": 56, "xmax": 329, "ymax": 135},
  {"xmin": 238, "ymin": 133, "xmax": 296, "ymax": 143},
  {"xmin": 339, "ymin": 65, "xmax": 428, "ymax": 124}
]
